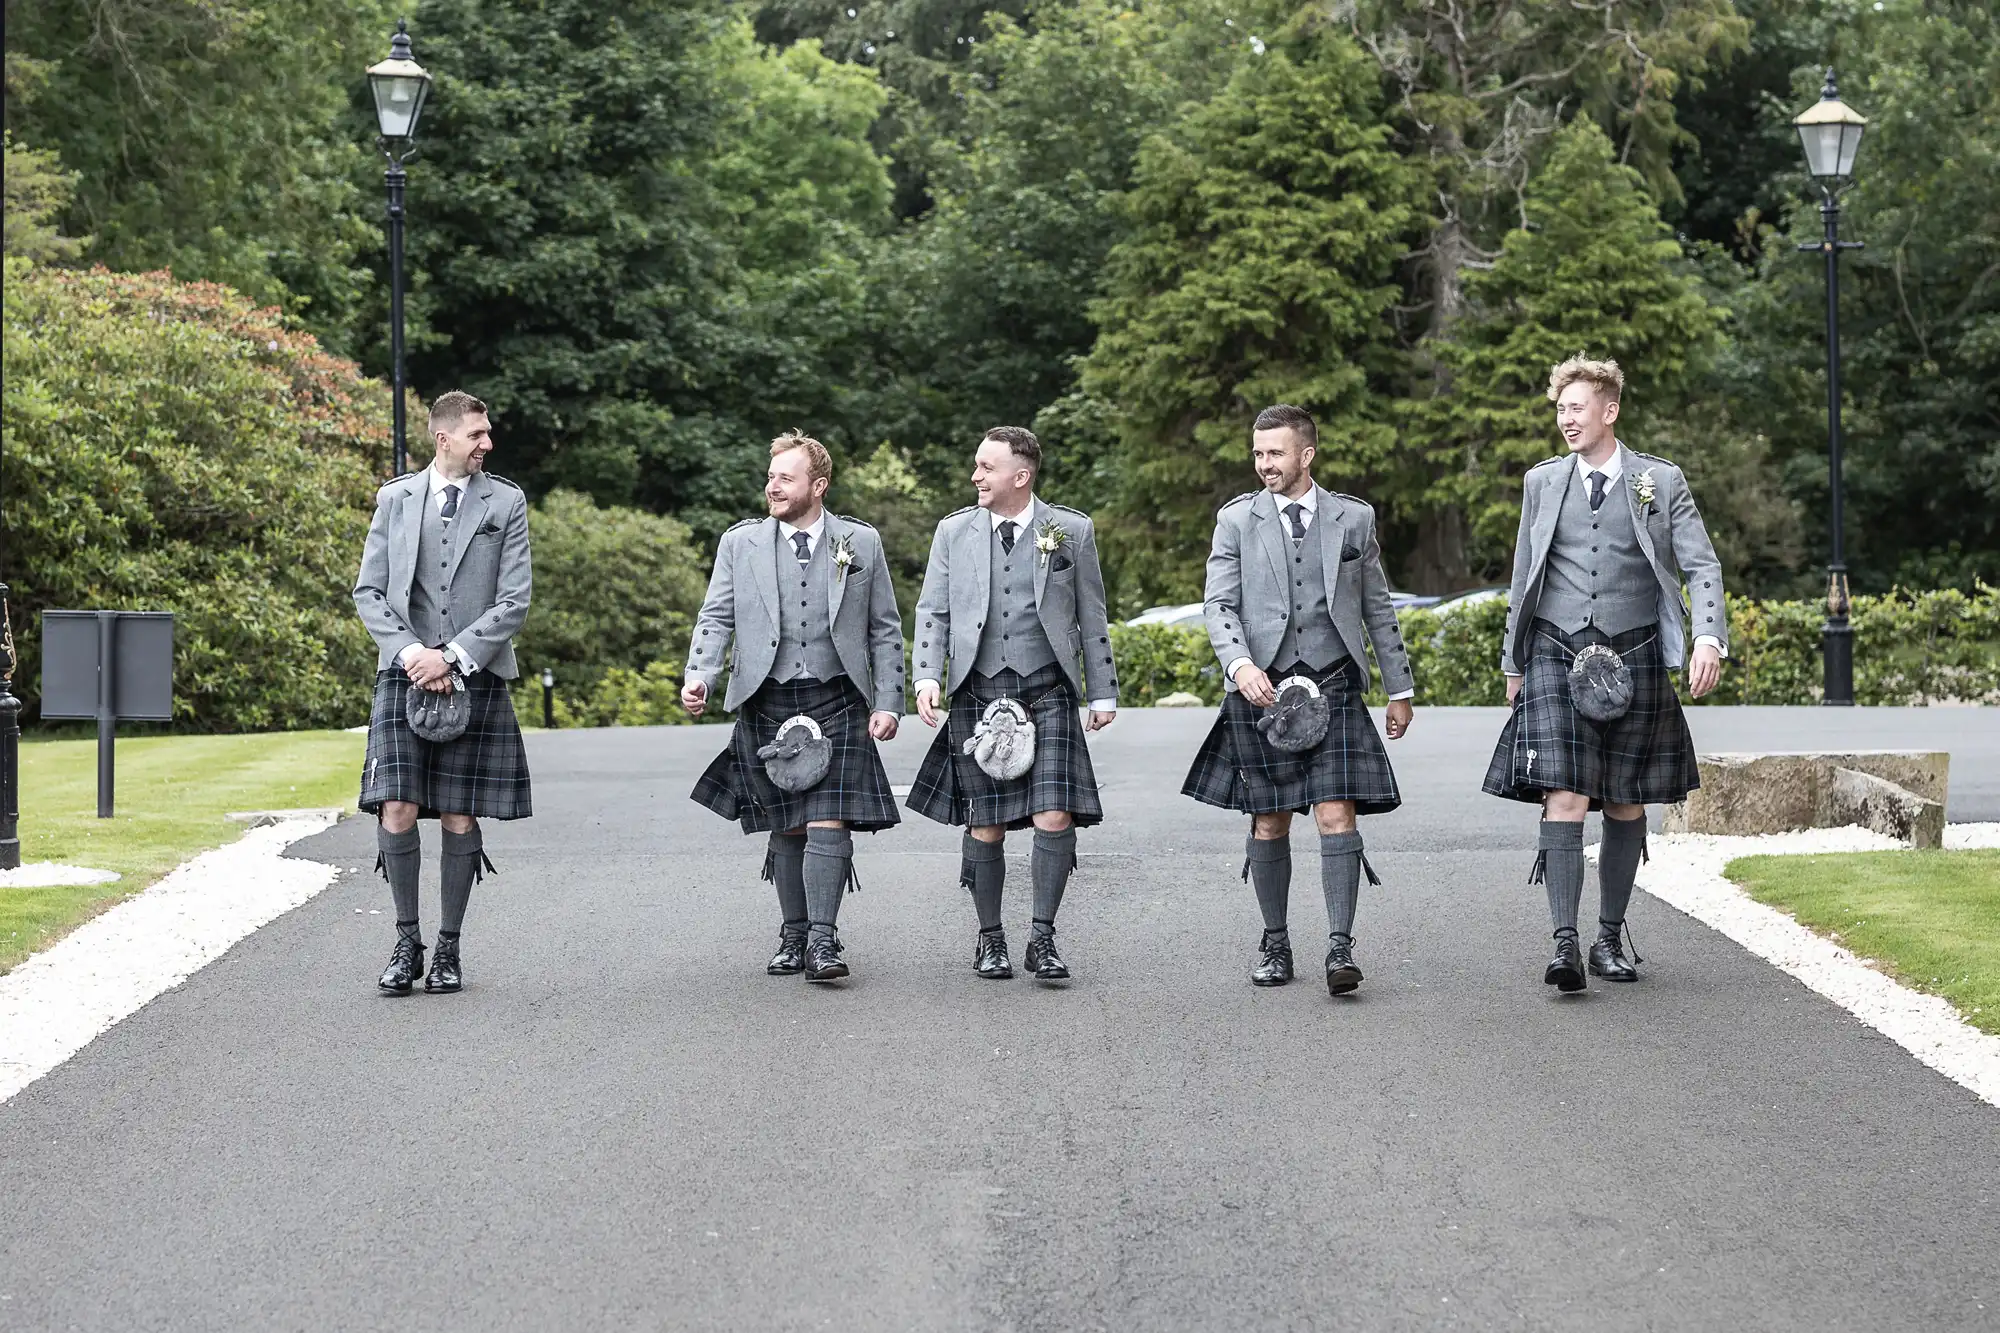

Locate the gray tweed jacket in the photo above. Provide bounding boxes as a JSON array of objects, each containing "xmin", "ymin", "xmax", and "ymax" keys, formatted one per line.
[
  {"xmin": 685, "ymin": 514, "xmax": 906, "ymax": 714},
  {"xmin": 1501, "ymin": 442, "xmax": 1728, "ymax": 675},
  {"xmin": 1202, "ymin": 484, "xmax": 1414, "ymax": 696},
  {"xmin": 912, "ymin": 499, "xmax": 1119, "ymax": 704},
  {"xmin": 352, "ymin": 469, "xmax": 532, "ymax": 679}
]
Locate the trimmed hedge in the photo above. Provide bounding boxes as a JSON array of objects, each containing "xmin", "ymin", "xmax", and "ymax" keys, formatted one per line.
[{"xmin": 534, "ymin": 586, "xmax": 1997, "ymax": 726}]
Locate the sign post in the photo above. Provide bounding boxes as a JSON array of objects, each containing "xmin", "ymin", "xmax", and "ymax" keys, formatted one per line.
[{"xmin": 40, "ymin": 611, "xmax": 175, "ymax": 818}]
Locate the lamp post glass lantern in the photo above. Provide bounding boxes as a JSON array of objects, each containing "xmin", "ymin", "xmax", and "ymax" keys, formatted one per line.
[
  {"xmin": 367, "ymin": 19, "xmax": 432, "ymax": 479},
  {"xmin": 1794, "ymin": 68, "xmax": 1866, "ymax": 706}
]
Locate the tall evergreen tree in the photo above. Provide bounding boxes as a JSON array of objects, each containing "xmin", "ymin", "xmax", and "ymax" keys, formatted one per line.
[
  {"xmin": 1422, "ymin": 118, "xmax": 1723, "ymax": 572},
  {"xmin": 1079, "ymin": 21, "xmax": 1425, "ymax": 606}
]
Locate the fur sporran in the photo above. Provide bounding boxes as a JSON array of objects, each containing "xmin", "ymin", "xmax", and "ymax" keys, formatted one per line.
[
  {"xmin": 757, "ymin": 715, "xmax": 833, "ymax": 792},
  {"xmin": 1567, "ymin": 643, "xmax": 1635, "ymax": 723},
  {"xmin": 963, "ymin": 698, "xmax": 1037, "ymax": 781},
  {"xmin": 1255, "ymin": 676, "xmax": 1331, "ymax": 754},
  {"xmin": 406, "ymin": 670, "xmax": 472, "ymax": 743}
]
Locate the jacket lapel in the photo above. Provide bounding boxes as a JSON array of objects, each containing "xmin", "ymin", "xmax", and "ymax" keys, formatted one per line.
[
  {"xmin": 1029, "ymin": 500, "xmax": 1052, "ymax": 608},
  {"xmin": 442, "ymin": 473, "xmax": 491, "ymax": 587},
  {"xmin": 1528, "ymin": 462, "xmax": 1571, "ymax": 583},
  {"xmin": 1315, "ymin": 484, "xmax": 1347, "ymax": 610},
  {"xmin": 967, "ymin": 507, "xmax": 992, "ymax": 623},
  {"xmin": 394, "ymin": 479, "xmax": 422, "ymax": 600},
  {"xmin": 748, "ymin": 517, "xmax": 780, "ymax": 625},
  {"xmin": 825, "ymin": 515, "xmax": 848, "ymax": 626},
  {"xmin": 1616, "ymin": 442, "xmax": 1661, "ymax": 571},
  {"xmin": 1251, "ymin": 490, "xmax": 1288, "ymax": 595}
]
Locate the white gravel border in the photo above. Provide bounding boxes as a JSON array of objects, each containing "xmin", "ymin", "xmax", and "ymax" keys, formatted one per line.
[
  {"xmin": 1622, "ymin": 822, "xmax": 2000, "ymax": 1108},
  {"xmin": 0, "ymin": 814, "xmax": 344, "ymax": 1103}
]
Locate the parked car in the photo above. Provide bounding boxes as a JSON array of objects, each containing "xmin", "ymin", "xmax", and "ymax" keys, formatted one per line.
[
  {"xmin": 1124, "ymin": 603, "xmax": 1206, "ymax": 629},
  {"xmin": 1431, "ymin": 586, "xmax": 1508, "ymax": 616}
]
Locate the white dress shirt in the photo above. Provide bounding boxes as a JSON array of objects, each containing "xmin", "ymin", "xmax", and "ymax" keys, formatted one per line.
[
  {"xmin": 778, "ymin": 511, "xmax": 828, "ymax": 563},
  {"xmin": 916, "ymin": 497, "xmax": 1117, "ymax": 713},
  {"xmin": 397, "ymin": 465, "xmax": 479, "ymax": 675},
  {"xmin": 1566, "ymin": 447, "xmax": 1725, "ymax": 662},
  {"xmin": 1226, "ymin": 487, "xmax": 1415, "ymax": 701}
]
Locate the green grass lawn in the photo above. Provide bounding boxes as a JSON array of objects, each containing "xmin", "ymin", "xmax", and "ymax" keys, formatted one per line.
[
  {"xmin": 1726, "ymin": 849, "xmax": 2000, "ymax": 1036},
  {"xmin": 2, "ymin": 730, "xmax": 364, "ymax": 973}
]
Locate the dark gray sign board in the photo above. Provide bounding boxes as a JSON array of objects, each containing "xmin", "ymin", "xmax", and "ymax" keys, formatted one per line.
[{"xmin": 41, "ymin": 611, "xmax": 176, "ymax": 817}]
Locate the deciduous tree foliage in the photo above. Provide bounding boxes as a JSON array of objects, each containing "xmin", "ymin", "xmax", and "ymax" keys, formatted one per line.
[{"xmin": 1080, "ymin": 22, "xmax": 1425, "ymax": 605}]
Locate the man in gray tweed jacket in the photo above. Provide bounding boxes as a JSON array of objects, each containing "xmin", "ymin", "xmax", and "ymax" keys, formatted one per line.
[
  {"xmin": 353, "ymin": 390, "xmax": 533, "ymax": 997},
  {"xmin": 1482, "ymin": 356, "xmax": 1726, "ymax": 992},
  {"xmin": 683, "ymin": 432, "xmax": 905, "ymax": 983}
]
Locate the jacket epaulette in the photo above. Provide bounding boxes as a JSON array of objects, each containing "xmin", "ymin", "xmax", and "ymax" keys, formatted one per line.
[
  {"xmin": 944, "ymin": 504, "xmax": 979, "ymax": 520},
  {"xmin": 1628, "ymin": 450, "xmax": 1678, "ymax": 469},
  {"xmin": 1328, "ymin": 491, "xmax": 1374, "ymax": 509},
  {"xmin": 1527, "ymin": 455, "xmax": 1568, "ymax": 475},
  {"xmin": 1218, "ymin": 491, "xmax": 1258, "ymax": 514},
  {"xmin": 723, "ymin": 516, "xmax": 763, "ymax": 534},
  {"xmin": 834, "ymin": 513, "xmax": 876, "ymax": 530},
  {"xmin": 484, "ymin": 473, "xmax": 522, "ymax": 491},
  {"xmin": 1044, "ymin": 502, "xmax": 1090, "ymax": 521}
]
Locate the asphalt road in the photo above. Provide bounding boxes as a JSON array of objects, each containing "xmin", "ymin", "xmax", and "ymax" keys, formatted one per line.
[{"xmin": 2, "ymin": 707, "xmax": 1996, "ymax": 1331}]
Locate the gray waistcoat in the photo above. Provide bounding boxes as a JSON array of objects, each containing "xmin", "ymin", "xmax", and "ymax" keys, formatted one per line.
[
  {"xmin": 1273, "ymin": 515, "xmax": 1350, "ymax": 671},
  {"xmin": 1538, "ymin": 472, "xmax": 1655, "ymax": 637},
  {"xmin": 772, "ymin": 536, "xmax": 844, "ymax": 684},
  {"xmin": 972, "ymin": 519, "xmax": 1057, "ymax": 678},
  {"xmin": 406, "ymin": 491, "xmax": 460, "ymax": 649}
]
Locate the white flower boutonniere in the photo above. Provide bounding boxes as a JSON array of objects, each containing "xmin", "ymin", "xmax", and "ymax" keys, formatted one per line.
[
  {"xmin": 1033, "ymin": 517, "xmax": 1070, "ymax": 566},
  {"xmin": 830, "ymin": 531, "xmax": 858, "ymax": 578},
  {"xmin": 1632, "ymin": 469, "xmax": 1658, "ymax": 514}
]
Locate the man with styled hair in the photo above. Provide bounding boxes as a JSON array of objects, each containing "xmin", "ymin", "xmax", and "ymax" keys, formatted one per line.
[
  {"xmin": 907, "ymin": 425, "xmax": 1119, "ymax": 982},
  {"xmin": 1483, "ymin": 355, "xmax": 1727, "ymax": 991},
  {"xmin": 1184, "ymin": 404, "xmax": 1414, "ymax": 996},
  {"xmin": 353, "ymin": 389, "xmax": 534, "ymax": 995},
  {"xmin": 684, "ymin": 431, "xmax": 905, "ymax": 983}
]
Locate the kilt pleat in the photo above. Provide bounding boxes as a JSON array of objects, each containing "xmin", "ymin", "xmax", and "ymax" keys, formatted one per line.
[
  {"xmin": 905, "ymin": 665, "xmax": 1103, "ymax": 829},
  {"xmin": 1482, "ymin": 620, "xmax": 1699, "ymax": 807},
  {"xmin": 359, "ymin": 669, "xmax": 533, "ymax": 820},
  {"xmin": 1181, "ymin": 658, "xmax": 1400, "ymax": 816},
  {"xmin": 691, "ymin": 676, "xmax": 900, "ymax": 834}
]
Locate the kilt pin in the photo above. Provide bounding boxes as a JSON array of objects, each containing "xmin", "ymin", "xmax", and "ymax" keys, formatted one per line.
[
  {"xmin": 1488, "ymin": 441, "xmax": 1729, "ymax": 990},
  {"xmin": 684, "ymin": 506, "xmax": 906, "ymax": 981}
]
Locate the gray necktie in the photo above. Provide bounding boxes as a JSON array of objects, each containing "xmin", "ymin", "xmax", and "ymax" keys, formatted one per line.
[
  {"xmin": 999, "ymin": 520, "xmax": 1018, "ymax": 554},
  {"xmin": 792, "ymin": 531, "xmax": 812, "ymax": 565},
  {"xmin": 441, "ymin": 484, "xmax": 461, "ymax": 521},
  {"xmin": 1588, "ymin": 471, "xmax": 1608, "ymax": 511},
  {"xmin": 1284, "ymin": 502, "xmax": 1307, "ymax": 541}
]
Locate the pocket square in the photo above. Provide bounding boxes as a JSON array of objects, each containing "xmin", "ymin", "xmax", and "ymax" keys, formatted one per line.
[
  {"xmin": 1050, "ymin": 551, "xmax": 1075, "ymax": 574},
  {"xmin": 476, "ymin": 522, "xmax": 502, "ymax": 536},
  {"xmin": 1340, "ymin": 541, "xmax": 1363, "ymax": 562}
]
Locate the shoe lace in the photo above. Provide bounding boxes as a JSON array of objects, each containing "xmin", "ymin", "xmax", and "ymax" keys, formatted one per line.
[
  {"xmin": 1259, "ymin": 930, "xmax": 1290, "ymax": 960},
  {"xmin": 389, "ymin": 934, "xmax": 423, "ymax": 969}
]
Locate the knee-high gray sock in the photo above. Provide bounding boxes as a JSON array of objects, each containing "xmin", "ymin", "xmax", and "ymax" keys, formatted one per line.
[
  {"xmin": 1030, "ymin": 828, "xmax": 1077, "ymax": 940},
  {"xmin": 439, "ymin": 825, "xmax": 487, "ymax": 936},
  {"xmin": 1319, "ymin": 830, "xmax": 1368, "ymax": 943},
  {"xmin": 376, "ymin": 825, "xmax": 422, "ymax": 926},
  {"xmin": 1597, "ymin": 813, "xmax": 1648, "ymax": 928},
  {"xmin": 804, "ymin": 827, "xmax": 854, "ymax": 944},
  {"xmin": 1245, "ymin": 834, "xmax": 1291, "ymax": 940},
  {"xmin": 962, "ymin": 833, "xmax": 1005, "ymax": 932},
  {"xmin": 766, "ymin": 832, "xmax": 808, "ymax": 929},
  {"xmin": 1536, "ymin": 819, "xmax": 1586, "ymax": 937}
]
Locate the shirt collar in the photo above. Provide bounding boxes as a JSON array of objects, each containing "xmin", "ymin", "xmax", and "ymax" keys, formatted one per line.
[
  {"xmin": 1275, "ymin": 485, "xmax": 1317, "ymax": 514},
  {"xmin": 428, "ymin": 464, "xmax": 481, "ymax": 495},
  {"xmin": 989, "ymin": 497, "xmax": 1037, "ymax": 531},
  {"xmin": 777, "ymin": 511, "xmax": 827, "ymax": 544},
  {"xmin": 1575, "ymin": 447, "xmax": 1624, "ymax": 486}
]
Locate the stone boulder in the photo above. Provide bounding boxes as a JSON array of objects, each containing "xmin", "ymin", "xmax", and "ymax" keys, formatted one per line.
[
  {"xmin": 1663, "ymin": 750, "xmax": 1949, "ymax": 846},
  {"xmin": 1155, "ymin": 692, "xmax": 1207, "ymax": 709}
]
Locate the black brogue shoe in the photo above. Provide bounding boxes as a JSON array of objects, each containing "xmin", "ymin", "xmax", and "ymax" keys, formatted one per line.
[
  {"xmin": 1544, "ymin": 932, "xmax": 1587, "ymax": 992},
  {"xmin": 424, "ymin": 935, "xmax": 462, "ymax": 994},
  {"xmin": 1588, "ymin": 921, "xmax": 1639, "ymax": 982},
  {"xmin": 378, "ymin": 928, "xmax": 425, "ymax": 995},
  {"xmin": 804, "ymin": 934, "xmax": 849, "ymax": 982},
  {"xmin": 1024, "ymin": 930, "xmax": 1069, "ymax": 981},
  {"xmin": 1252, "ymin": 931, "xmax": 1294, "ymax": 987},
  {"xmin": 1324, "ymin": 936, "xmax": 1363, "ymax": 996},
  {"xmin": 768, "ymin": 925, "xmax": 808, "ymax": 976},
  {"xmin": 974, "ymin": 928, "xmax": 1013, "ymax": 980}
]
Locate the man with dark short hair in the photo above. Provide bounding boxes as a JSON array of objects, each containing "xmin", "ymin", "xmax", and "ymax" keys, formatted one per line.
[
  {"xmin": 353, "ymin": 390, "xmax": 533, "ymax": 995},
  {"xmin": 1183, "ymin": 404, "xmax": 1414, "ymax": 997},
  {"xmin": 1482, "ymin": 356, "xmax": 1726, "ymax": 992},
  {"xmin": 684, "ymin": 432, "xmax": 905, "ymax": 983},
  {"xmin": 906, "ymin": 426, "xmax": 1119, "ymax": 982}
]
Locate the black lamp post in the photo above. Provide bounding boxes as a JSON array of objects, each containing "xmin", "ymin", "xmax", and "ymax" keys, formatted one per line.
[
  {"xmin": 1794, "ymin": 68, "xmax": 1867, "ymax": 706},
  {"xmin": 367, "ymin": 19, "xmax": 433, "ymax": 478}
]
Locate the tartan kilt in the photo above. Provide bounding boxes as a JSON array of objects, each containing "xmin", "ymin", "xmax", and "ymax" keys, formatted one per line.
[
  {"xmin": 691, "ymin": 676, "xmax": 900, "ymax": 834},
  {"xmin": 905, "ymin": 664, "xmax": 1104, "ymax": 829},
  {"xmin": 1182, "ymin": 658, "xmax": 1401, "ymax": 817},
  {"xmin": 1482, "ymin": 620, "xmax": 1700, "ymax": 808},
  {"xmin": 359, "ymin": 669, "xmax": 533, "ymax": 820}
]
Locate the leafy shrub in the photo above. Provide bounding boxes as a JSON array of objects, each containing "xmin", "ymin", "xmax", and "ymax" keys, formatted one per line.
[
  {"xmin": 513, "ymin": 490, "xmax": 710, "ymax": 697},
  {"xmin": 2, "ymin": 262, "xmax": 390, "ymax": 730},
  {"xmin": 535, "ymin": 661, "xmax": 697, "ymax": 728}
]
